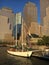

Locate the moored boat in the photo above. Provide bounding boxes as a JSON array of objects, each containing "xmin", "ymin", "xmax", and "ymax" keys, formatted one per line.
[{"xmin": 7, "ymin": 49, "xmax": 32, "ymax": 57}]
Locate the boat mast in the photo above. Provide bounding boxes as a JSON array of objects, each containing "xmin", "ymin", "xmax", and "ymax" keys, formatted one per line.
[
  {"xmin": 16, "ymin": 14, "xmax": 17, "ymax": 46},
  {"xmin": 21, "ymin": 18, "xmax": 24, "ymax": 52}
]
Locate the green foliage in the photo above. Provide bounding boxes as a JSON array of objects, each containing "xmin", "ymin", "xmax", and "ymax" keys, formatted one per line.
[
  {"xmin": 31, "ymin": 34, "xmax": 39, "ymax": 38},
  {"xmin": 37, "ymin": 36, "xmax": 49, "ymax": 45},
  {"xmin": 37, "ymin": 40, "xmax": 43, "ymax": 45},
  {"xmin": 0, "ymin": 40, "xmax": 3, "ymax": 44}
]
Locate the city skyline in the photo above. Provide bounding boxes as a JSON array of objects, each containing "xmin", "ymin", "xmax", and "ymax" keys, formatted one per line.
[{"xmin": 0, "ymin": 0, "xmax": 40, "ymax": 23}]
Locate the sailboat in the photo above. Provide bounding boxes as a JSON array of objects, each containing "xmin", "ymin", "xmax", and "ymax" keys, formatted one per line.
[{"xmin": 7, "ymin": 17, "xmax": 32, "ymax": 57}]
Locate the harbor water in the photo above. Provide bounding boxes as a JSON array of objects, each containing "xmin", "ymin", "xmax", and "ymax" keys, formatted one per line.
[{"xmin": 0, "ymin": 47, "xmax": 49, "ymax": 65}]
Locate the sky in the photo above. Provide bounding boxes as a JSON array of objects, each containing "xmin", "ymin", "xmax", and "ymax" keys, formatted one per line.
[{"xmin": 0, "ymin": 0, "xmax": 40, "ymax": 23}]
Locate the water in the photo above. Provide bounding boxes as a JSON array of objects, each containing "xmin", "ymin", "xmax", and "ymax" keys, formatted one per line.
[{"xmin": 0, "ymin": 47, "xmax": 49, "ymax": 65}]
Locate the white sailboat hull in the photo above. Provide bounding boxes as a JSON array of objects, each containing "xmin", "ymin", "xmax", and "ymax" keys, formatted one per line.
[{"xmin": 7, "ymin": 50, "xmax": 32, "ymax": 57}]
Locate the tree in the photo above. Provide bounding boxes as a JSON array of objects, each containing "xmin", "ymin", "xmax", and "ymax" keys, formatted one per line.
[{"xmin": 37, "ymin": 36, "xmax": 49, "ymax": 46}]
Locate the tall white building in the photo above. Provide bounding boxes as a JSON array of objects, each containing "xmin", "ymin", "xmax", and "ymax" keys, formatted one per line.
[
  {"xmin": 16, "ymin": 12, "xmax": 21, "ymax": 24},
  {"xmin": 13, "ymin": 12, "xmax": 22, "ymax": 39}
]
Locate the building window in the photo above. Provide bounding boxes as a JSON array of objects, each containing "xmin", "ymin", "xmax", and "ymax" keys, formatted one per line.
[
  {"xmin": 8, "ymin": 18, "xmax": 9, "ymax": 23},
  {"xmin": 28, "ymin": 7, "xmax": 30, "ymax": 15},
  {"xmin": 9, "ymin": 24, "xmax": 11, "ymax": 29}
]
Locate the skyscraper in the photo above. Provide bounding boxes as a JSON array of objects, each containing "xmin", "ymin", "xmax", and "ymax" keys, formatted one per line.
[
  {"xmin": 22, "ymin": 2, "xmax": 40, "ymax": 43},
  {"xmin": 23, "ymin": 2, "xmax": 38, "ymax": 35},
  {"xmin": 40, "ymin": 0, "xmax": 49, "ymax": 36},
  {"xmin": 15, "ymin": 12, "xmax": 21, "ymax": 38},
  {"xmin": 40, "ymin": 0, "xmax": 49, "ymax": 25},
  {"xmin": 43, "ymin": 7, "xmax": 49, "ymax": 36}
]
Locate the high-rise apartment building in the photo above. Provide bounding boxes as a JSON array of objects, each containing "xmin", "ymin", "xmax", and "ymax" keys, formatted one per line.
[
  {"xmin": 42, "ymin": 7, "xmax": 49, "ymax": 36},
  {"xmin": 40, "ymin": 0, "xmax": 49, "ymax": 36},
  {"xmin": 23, "ymin": 2, "xmax": 38, "ymax": 35},
  {"xmin": 40, "ymin": 0, "xmax": 49, "ymax": 24},
  {"xmin": 21, "ymin": 2, "xmax": 40, "ymax": 43}
]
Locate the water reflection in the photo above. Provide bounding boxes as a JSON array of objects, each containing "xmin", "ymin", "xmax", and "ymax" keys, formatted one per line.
[{"xmin": 7, "ymin": 54, "xmax": 32, "ymax": 65}]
